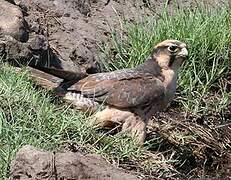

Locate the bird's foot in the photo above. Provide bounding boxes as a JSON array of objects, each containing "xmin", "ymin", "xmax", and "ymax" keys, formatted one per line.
[
  {"xmin": 92, "ymin": 107, "xmax": 131, "ymax": 126},
  {"xmin": 92, "ymin": 107, "xmax": 147, "ymax": 144},
  {"xmin": 122, "ymin": 117, "xmax": 146, "ymax": 145}
]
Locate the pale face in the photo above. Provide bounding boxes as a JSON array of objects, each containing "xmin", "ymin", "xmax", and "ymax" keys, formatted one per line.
[{"xmin": 152, "ymin": 40, "xmax": 188, "ymax": 70}]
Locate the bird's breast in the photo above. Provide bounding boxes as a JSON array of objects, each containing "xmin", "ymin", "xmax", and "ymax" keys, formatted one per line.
[{"xmin": 161, "ymin": 69, "xmax": 178, "ymax": 107}]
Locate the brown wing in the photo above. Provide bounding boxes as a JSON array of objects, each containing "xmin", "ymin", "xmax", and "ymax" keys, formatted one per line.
[{"xmin": 67, "ymin": 70, "xmax": 165, "ymax": 108}]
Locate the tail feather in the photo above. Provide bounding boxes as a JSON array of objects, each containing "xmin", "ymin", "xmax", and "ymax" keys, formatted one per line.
[
  {"xmin": 15, "ymin": 67, "xmax": 64, "ymax": 91},
  {"xmin": 34, "ymin": 66, "xmax": 88, "ymax": 81},
  {"xmin": 15, "ymin": 67, "xmax": 100, "ymax": 112},
  {"xmin": 64, "ymin": 92, "xmax": 101, "ymax": 112}
]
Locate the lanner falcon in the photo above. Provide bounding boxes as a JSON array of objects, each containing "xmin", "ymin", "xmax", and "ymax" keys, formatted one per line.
[
  {"xmin": 25, "ymin": 39, "xmax": 188, "ymax": 144},
  {"xmin": 61, "ymin": 39, "xmax": 188, "ymax": 143}
]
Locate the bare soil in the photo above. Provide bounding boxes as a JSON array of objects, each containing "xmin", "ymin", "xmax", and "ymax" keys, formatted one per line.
[{"xmin": 1, "ymin": 0, "xmax": 222, "ymax": 74}]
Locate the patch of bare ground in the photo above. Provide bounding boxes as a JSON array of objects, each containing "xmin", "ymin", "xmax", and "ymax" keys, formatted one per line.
[{"xmin": 146, "ymin": 102, "xmax": 231, "ymax": 179}]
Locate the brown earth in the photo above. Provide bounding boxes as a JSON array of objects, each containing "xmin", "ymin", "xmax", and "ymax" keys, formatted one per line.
[
  {"xmin": 1, "ymin": 0, "xmax": 222, "ymax": 77},
  {"xmin": 9, "ymin": 145, "xmax": 139, "ymax": 180}
]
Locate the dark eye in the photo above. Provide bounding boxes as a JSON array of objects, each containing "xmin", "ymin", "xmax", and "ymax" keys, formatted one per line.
[{"xmin": 168, "ymin": 45, "xmax": 178, "ymax": 52}]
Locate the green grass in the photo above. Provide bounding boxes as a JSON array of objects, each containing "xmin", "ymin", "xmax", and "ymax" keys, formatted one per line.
[
  {"xmin": 0, "ymin": 64, "xmax": 153, "ymax": 178},
  {"xmin": 0, "ymin": 64, "xmax": 86, "ymax": 177},
  {"xmin": 1, "ymin": 2, "xmax": 231, "ymax": 179},
  {"xmin": 101, "ymin": 2, "xmax": 231, "ymax": 117}
]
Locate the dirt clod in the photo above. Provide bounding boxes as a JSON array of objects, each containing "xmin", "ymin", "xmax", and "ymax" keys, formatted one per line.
[
  {"xmin": 0, "ymin": 0, "xmax": 29, "ymax": 42},
  {"xmin": 9, "ymin": 145, "xmax": 139, "ymax": 180}
]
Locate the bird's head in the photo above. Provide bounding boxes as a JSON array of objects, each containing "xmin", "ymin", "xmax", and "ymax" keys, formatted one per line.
[{"xmin": 152, "ymin": 40, "xmax": 188, "ymax": 70}]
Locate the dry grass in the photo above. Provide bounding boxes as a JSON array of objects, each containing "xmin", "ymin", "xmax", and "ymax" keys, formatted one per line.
[{"xmin": 147, "ymin": 107, "xmax": 231, "ymax": 178}]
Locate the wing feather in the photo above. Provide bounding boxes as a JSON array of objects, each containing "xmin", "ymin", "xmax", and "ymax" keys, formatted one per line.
[{"xmin": 67, "ymin": 70, "xmax": 165, "ymax": 108}]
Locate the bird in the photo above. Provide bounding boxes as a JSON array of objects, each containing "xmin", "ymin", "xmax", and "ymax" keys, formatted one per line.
[
  {"xmin": 19, "ymin": 39, "xmax": 188, "ymax": 143},
  {"xmin": 61, "ymin": 39, "xmax": 188, "ymax": 144}
]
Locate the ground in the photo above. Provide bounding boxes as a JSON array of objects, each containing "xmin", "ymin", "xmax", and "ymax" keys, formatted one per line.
[{"xmin": 0, "ymin": 0, "xmax": 230, "ymax": 179}]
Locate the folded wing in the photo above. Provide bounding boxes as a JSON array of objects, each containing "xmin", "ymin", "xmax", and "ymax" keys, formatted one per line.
[{"xmin": 67, "ymin": 69, "xmax": 165, "ymax": 108}]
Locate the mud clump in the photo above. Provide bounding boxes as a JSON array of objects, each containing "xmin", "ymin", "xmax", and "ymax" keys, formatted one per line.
[
  {"xmin": 0, "ymin": 0, "xmax": 29, "ymax": 42},
  {"xmin": 9, "ymin": 145, "xmax": 139, "ymax": 180}
]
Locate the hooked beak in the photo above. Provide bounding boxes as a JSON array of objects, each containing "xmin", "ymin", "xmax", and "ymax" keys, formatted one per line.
[{"xmin": 178, "ymin": 47, "xmax": 188, "ymax": 58}]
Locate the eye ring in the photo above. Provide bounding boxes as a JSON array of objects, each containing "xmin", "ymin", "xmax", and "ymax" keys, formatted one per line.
[{"xmin": 168, "ymin": 45, "xmax": 178, "ymax": 53}]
